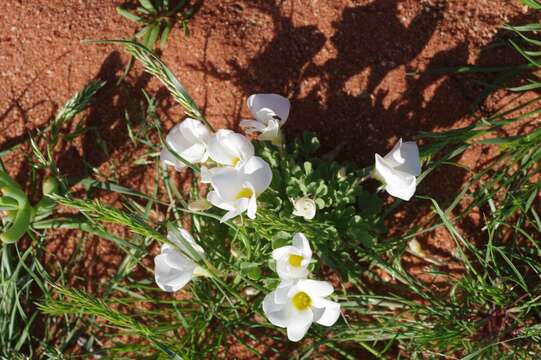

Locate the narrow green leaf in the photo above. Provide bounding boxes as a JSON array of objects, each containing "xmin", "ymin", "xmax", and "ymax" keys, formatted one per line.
[
  {"xmin": 116, "ymin": 7, "xmax": 142, "ymax": 22},
  {"xmin": 139, "ymin": 0, "xmax": 157, "ymax": 12},
  {"xmin": 160, "ymin": 24, "xmax": 173, "ymax": 47}
]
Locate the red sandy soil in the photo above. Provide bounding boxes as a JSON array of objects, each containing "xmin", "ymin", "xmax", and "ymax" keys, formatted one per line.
[{"xmin": 1, "ymin": 0, "xmax": 540, "ymax": 358}]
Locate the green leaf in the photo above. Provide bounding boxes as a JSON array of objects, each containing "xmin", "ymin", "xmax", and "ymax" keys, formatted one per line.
[
  {"xmin": 303, "ymin": 162, "xmax": 312, "ymax": 175},
  {"xmin": 522, "ymin": 0, "xmax": 541, "ymax": 10},
  {"xmin": 79, "ymin": 178, "xmax": 156, "ymax": 202},
  {"xmin": 315, "ymin": 182, "xmax": 328, "ymax": 197},
  {"xmin": 271, "ymin": 231, "xmax": 291, "ymax": 249},
  {"xmin": 509, "ymin": 80, "xmax": 541, "ymax": 92},
  {"xmin": 149, "ymin": 25, "xmax": 162, "ymax": 48},
  {"xmin": 358, "ymin": 191, "xmax": 383, "ymax": 217},
  {"xmin": 116, "ymin": 7, "xmax": 143, "ymax": 22},
  {"xmin": 315, "ymin": 198, "xmax": 325, "ymax": 209},
  {"xmin": 135, "ymin": 26, "xmax": 151, "ymax": 39},
  {"xmin": 301, "ymin": 132, "xmax": 320, "ymax": 153},
  {"xmin": 139, "ymin": 0, "xmax": 157, "ymax": 12},
  {"xmin": 160, "ymin": 24, "xmax": 173, "ymax": 47},
  {"xmin": 240, "ymin": 262, "xmax": 262, "ymax": 281}
]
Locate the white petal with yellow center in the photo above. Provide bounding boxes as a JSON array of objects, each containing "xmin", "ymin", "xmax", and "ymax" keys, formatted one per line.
[
  {"xmin": 205, "ymin": 157, "xmax": 272, "ymax": 222},
  {"xmin": 262, "ymin": 279, "xmax": 341, "ymax": 342},
  {"xmin": 272, "ymin": 232, "xmax": 312, "ymax": 280}
]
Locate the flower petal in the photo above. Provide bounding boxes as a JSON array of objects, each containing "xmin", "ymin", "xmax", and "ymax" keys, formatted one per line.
[
  {"xmin": 292, "ymin": 197, "xmax": 317, "ymax": 220},
  {"xmin": 292, "ymin": 232, "xmax": 312, "ymax": 259},
  {"xmin": 220, "ymin": 198, "xmax": 249, "ymax": 223},
  {"xmin": 263, "ymin": 292, "xmax": 290, "ymax": 327},
  {"xmin": 276, "ymin": 261, "xmax": 309, "ymax": 280},
  {"xmin": 207, "ymin": 129, "xmax": 254, "ymax": 166},
  {"xmin": 298, "ymin": 279, "xmax": 334, "ymax": 298},
  {"xmin": 200, "ymin": 166, "xmax": 232, "ymax": 184},
  {"xmin": 385, "ymin": 174, "xmax": 416, "ymax": 201},
  {"xmin": 209, "ymin": 166, "xmax": 244, "ymax": 201},
  {"xmin": 225, "ymin": 132, "xmax": 255, "ymax": 164},
  {"xmin": 312, "ymin": 298, "xmax": 341, "ymax": 326},
  {"xmin": 384, "ymin": 139, "xmax": 421, "ymax": 176},
  {"xmin": 165, "ymin": 119, "xmax": 211, "ymax": 165},
  {"xmin": 257, "ymin": 119, "xmax": 282, "ymax": 142},
  {"xmin": 177, "ymin": 228, "xmax": 205, "ymax": 256},
  {"xmin": 154, "ymin": 254, "xmax": 193, "ymax": 292},
  {"xmin": 274, "ymin": 280, "xmax": 296, "ymax": 304},
  {"xmin": 160, "ymin": 148, "xmax": 185, "ymax": 171},
  {"xmin": 206, "ymin": 130, "xmax": 234, "ymax": 164},
  {"xmin": 178, "ymin": 118, "xmax": 212, "ymax": 145},
  {"xmin": 247, "ymin": 94, "xmax": 290, "ymax": 125},
  {"xmin": 161, "ymin": 248, "xmax": 193, "ymax": 270},
  {"xmin": 286, "ymin": 307, "xmax": 313, "ymax": 342},
  {"xmin": 254, "ymin": 108, "xmax": 277, "ymax": 126},
  {"xmin": 179, "ymin": 143, "xmax": 207, "ymax": 164},
  {"xmin": 375, "ymin": 154, "xmax": 417, "ymax": 201},
  {"xmin": 246, "ymin": 193, "xmax": 257, "ymax": 219},
  {"xmin": 272, "ymin": 246, "xmax": 295, "ymax": 261},
  {"xmin": 165, "ymin": 123, "xmax": 189, "ymax": 153},
  {"xmin": 242, "ymin": 156, "xmax": 272, "ymax": 194},
  {"xmin": 207, "ymin": 191, "xmax": 235, "ymax": 211}
]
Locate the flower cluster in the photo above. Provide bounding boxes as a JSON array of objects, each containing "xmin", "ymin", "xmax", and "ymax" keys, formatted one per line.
[
  {"xmin": 263, "ymin": 233, "xmax": 341, "ymax": 341},
  {"xmin": 161, "ymin": 94, "xmax": 291, "ymax": 222},
  {"xmin": 155, "ymin": 94, "xmax": 291, "ymax": 292},
  {"xmin": 154, "ymin": 91, "xmax": 423, "ymax": 344}
]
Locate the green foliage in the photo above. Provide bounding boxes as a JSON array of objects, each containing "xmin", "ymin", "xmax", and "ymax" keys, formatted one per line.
[
  {"xmin": 117, "ymin": 0, "xmax": 196, "ymax": 48},
  {"xmin": 44, "ymin": 30, "xmax": 541, "ymax": 356},
  {"xmin": 0, "ymin": 81, "xmax": 103, "ymax": 245},
  {"xmin": 252, "ymin": 133, "xmax": 384, "ymax": 258}
]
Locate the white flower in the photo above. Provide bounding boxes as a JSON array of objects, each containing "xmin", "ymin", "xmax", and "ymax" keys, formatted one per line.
[
  {"xmin": 154, "ymin": 228, "xmax": 205, "ymax": 292},
  {"xmin": 240, "ymin": 94, "xmax": 290, "ymax": 143},
  {"xmin": 160, "ymin": 118, "xmax": 212, "ymax": 170},
  {"xmin": 263, "ymin": 279, "xmax": 341, "ymax": 342},
  {"xmin": 374, "ymin": 138, "xmax": 421, "ymax": 201},
  {"xmin": 292, "ymin": 197, "xmax": 316, "ymax": 220},
  {"xmin": 207, "ymin": 129, "xmax": 254, "ymax": 168},
  {"xmin": 272, "ymin": 233, "xmax": 312, "ymax": 280},
  {"xmin": 206, "ymin": 156, "xmax": 272, "ymax": 222}
]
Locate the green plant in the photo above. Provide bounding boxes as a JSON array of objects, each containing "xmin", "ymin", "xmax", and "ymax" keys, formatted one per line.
[
  {"xmin": 117, "ymin": 0, "xmax": 197, "ymax": 49},
  {"xmin": 39, "ymin": 18, "xmax": 541, "ymax": 355},
  {"xmin": 3, "ymin": 0, "xmax": 541, "ymax": 358},
  {"xmin": 0, "ymin": 80, "xmax": 110, "ymax": 358}
]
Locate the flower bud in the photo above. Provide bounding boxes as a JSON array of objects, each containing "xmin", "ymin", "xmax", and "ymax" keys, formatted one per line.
[
  {"xmin": 292, "ymin": 197, "xmax": 316, "ymax": 220},
  {"xmin": 337, "ymin": 167, "xmax": 347, "ymax": 181}
]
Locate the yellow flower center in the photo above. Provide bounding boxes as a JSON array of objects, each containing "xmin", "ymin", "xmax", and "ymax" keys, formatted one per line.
[
  {"xmin": 292, "ymin": 291, "xmax": 311, "ymax": 311},
  {"xmin": 235, "ymin": 187, "xmax": 254, "ymax": 200},
  {"xmin": 288, "ymin": 254, "xmax": 303, "ymax": 267},
  {"xmin": 231, "ymin": 156, "xmax": 241, "ymax": 167}
]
